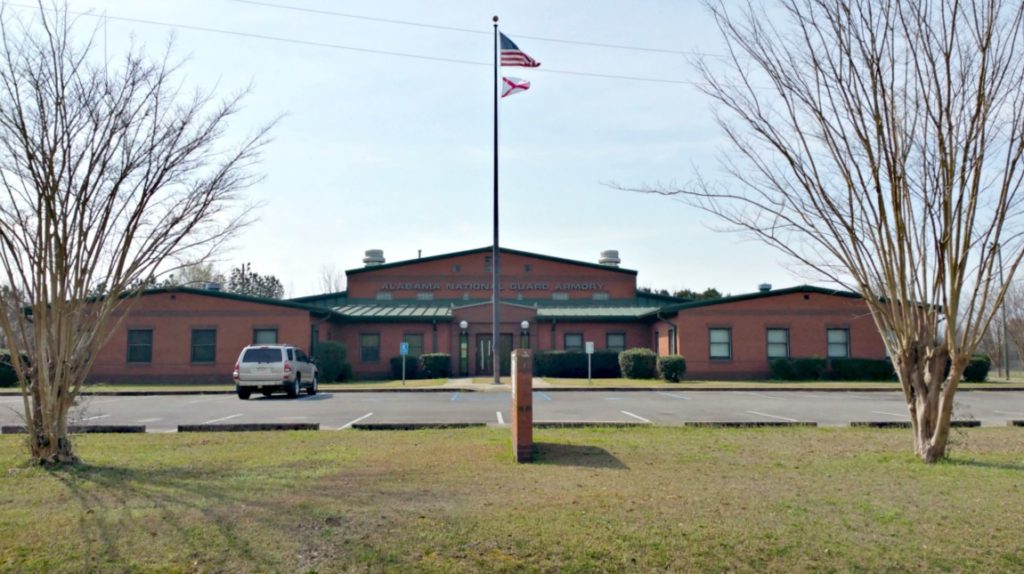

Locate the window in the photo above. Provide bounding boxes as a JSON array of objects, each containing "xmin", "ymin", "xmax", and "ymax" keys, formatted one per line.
[
  {"xmin": 524, "ymin": 264, "xmax": 532, "ymax": 272},
  {"xmin": 668, "ymin": 328, "xmax": 677, "ymax": 355},
  {"xmin": 827, "ymin": 328, "xmax": 850, "ymax": 358},
  {"xmin": 403, "ymin": 333, "xmax": 424, "ymax": 357},
  {"xmin": 253, "ymin": 329, "xmax": 278, "ymax": 344},
  {"xmin": 415, "ymin": 292, "xmax": 434, "ymax": 301},
  {"xmin": 453, "ymin": 264, "xmax": 461, "ymax": 273},
  {"xmin": 375, "ymin": 291, "xmax": 393, "ymax": 301},
  {"xmin": 127, "ymin": 329, "xmax": 152, "ymax": 363},
  {"xmin": 552, "ymin": 292, "xmax": 569, "ymax": 301},
  {"xmin": 766, "ymin": 328, "xmax": 789, "ymax": 359},
  {"xmin": 190, "ymin": 329, "xmax": 216, "ymax": 363},
  {"xmin": 709, "ymin": 328, "xmax": 732, "ymax": 359},
  {"xmin": 564, "ymin": 333, "xmax": 584, "ymax": 352},
  {"xmin": 606, "ymin": 333, "xmax": 626, "ymax": 352},
  {"xmin": 592, "ymin": 292, "xmax": 609, "ymax": 301},
  {"xmin": 360, "ymin": 333, "xmax": 380, "ymax": 362},
  {"xmin": 484, "ymin": 256, "xmax": 492, "ymax": 272}
]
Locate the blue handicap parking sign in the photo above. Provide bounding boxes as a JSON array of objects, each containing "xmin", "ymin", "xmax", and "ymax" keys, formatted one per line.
[{"xmin": 400, "ymin": 342, "xmax": 409, "ymax": 356}]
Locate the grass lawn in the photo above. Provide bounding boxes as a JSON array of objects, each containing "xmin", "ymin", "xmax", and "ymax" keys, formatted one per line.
[{"xmin": 1, "ymin": 427, "xmax": 1023, "ymax": 572}]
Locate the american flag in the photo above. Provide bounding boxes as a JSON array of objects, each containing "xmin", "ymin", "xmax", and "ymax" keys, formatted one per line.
[{"xmin": 500, "ymin": 33, "xmax": 541, "ymax": 67}]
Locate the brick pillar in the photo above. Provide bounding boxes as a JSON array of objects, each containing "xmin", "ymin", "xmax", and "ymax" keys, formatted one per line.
[{"xmin": 511, "ymin": 349, "xmax": 533, "ymax": 463}]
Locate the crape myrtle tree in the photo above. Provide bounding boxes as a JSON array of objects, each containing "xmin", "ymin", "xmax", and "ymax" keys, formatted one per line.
[
  {"xmin": 0, "ymin": 3, "xmax": 271, "ymax": 464},
  {"xmin": 630, "ymin": 0, "xmax": 1024, "ymax": 462}
]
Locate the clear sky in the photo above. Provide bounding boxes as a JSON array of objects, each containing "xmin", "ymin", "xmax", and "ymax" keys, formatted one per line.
[{"xmin": 57, "ymin": 0, "xmax": 805, "ymax": 298}]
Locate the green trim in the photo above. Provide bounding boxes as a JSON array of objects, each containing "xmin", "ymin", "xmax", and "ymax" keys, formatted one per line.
[{"xmin": 345, "ymin": 246, "xmax": 638, "ymax": 276}]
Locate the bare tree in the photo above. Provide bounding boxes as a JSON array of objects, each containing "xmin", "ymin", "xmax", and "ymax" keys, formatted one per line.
[
  {"xmin": 629, "ymin": 0, "xmax": 1024, "ymax": 462},
  {"xmin": 0, "ymin": 3, "xmax": 272, "ymax": 464},
  {"xmin": 1003, "ymin": 280, "xmax": 1024, "ymax": 373},
  {"xmin": 318, "ymin": 264, "xmax": 345, "ymax": 294},
  {"xmin": 165, "ymin": 262, "xmax": 227, "ymax": 288}
]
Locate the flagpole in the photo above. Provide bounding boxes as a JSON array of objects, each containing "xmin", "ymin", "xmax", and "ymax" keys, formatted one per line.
[{"xmin": 491, "ymin": 15, "xmax": 501, "ymax": 385}]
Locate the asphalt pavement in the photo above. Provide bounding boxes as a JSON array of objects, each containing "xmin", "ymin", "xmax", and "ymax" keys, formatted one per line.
[{"xmin": 2, "ymin": 389, "xmax": 1023, "ymax": 432}]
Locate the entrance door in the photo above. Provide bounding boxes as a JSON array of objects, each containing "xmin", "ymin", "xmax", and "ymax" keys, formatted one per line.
[{"xmin": 476, "ymin": 333, "xmax": 514, "ymax": 376}]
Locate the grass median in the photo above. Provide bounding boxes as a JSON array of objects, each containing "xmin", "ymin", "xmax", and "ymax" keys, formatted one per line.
[{"xmin": 1, "ymin": 427, "xmax": 1023, "ymax": 572}]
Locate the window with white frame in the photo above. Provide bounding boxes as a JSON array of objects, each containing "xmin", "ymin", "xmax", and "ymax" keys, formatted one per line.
[{"xmin": 709, "ymin": 328, "xmax": 732, "ymax": 359}]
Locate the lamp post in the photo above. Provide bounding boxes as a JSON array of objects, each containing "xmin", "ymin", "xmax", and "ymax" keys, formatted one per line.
[
  {"xmin": 520, "ymin": 320, "xmax": 530, "ymax": 350},
  {"xmin": 459, "ymin": 320, "xmax": 469, "ymax": 377}
]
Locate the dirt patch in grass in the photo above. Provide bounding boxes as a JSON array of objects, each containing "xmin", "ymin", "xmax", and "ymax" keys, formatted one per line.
[{"xmin": 1, "ymin": 428, "xmax": 1023, "ymax": 572}]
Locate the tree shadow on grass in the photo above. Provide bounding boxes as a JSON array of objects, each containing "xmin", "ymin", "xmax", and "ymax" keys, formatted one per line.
[
  {"xmin": 47, "ymin": 463, "xmax": 293, "ymax": 571},
  {"xmin": 943, "ymin": 458, "xmax": 1024, "ymax": 472},
  {"xmin": 532, "ymin": 442, "xmax": 629, "ymax": 469}
]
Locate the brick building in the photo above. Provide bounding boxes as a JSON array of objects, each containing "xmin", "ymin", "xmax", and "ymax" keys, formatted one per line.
[{"xmin": 88, "ymin": 246, "xmax": 887, "ymax": 383}]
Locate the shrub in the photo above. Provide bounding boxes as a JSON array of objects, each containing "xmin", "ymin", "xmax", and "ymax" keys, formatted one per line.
[
  {"xmin": 390, "ymin": 356, "xmax": 419, "ymax": 380},
  {"xmin": 619, "ymin": 348, "xmax": 657, "ymax": 379},
  {"xmin": 0, "ymin": 349, "xmax": 30, "ymax": 388},
  {"xmin": 829, "ymin": 358, "xmax": 897, "ymax": 381},
  {"xmin": 657, "ymin": 355, "xmax": 687, "ymax": 382},
  {"xmin": 770, "ymin": 357, "xmax": 828, "ymax": 380},
  {"xmin": 534, "ymin": 351, "xmax": 621, "ymax": 378},
  {"xmin": 962, "ymin": 354, "xmax": 991, "ymax": 383},
  {"xmin": 312, "ymin": 341, "xmax": 349, "ymax": 383},
  {"xmin": 418, "ymin": 353, "xmax": 451, "ymax": 378}
]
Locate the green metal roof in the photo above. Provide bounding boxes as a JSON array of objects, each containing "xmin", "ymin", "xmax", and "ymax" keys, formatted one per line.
[{"xmin": 335, "ymin": 303, "xmax": 452, "ymax": 321}]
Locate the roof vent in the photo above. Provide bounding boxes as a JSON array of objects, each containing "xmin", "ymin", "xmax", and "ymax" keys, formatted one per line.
[
  {"xmin": 598, "ymin": 250, "xmax": 621, "ymax": 267},
  {"xmin": 363, "ymin": 249, "xmax": 385, "ymax": 267},
  {"xmin": 758, "ymin": 283, "xmax": 772, "ymax": 293},
  {"xmin": 201, "ymin": 282, "xmax": 222, "ymax": 292}
]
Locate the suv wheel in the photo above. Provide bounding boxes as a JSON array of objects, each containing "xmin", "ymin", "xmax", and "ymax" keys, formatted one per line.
[
  {"xmin": 287, "ymin": 377, "xmax": 300, "ymax": 398},
  {"xmin": 236, "ymin": 386, "xmax": 251, "ymax": 400},
  {"xmin": 307, "ymin": 375, "xmax": 318, "ymax": 396}
]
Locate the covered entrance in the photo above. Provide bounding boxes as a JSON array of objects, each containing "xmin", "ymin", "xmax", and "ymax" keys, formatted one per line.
[{"xmin": 476, "ymin": 333, "xmax": 514, "ymax": 376}]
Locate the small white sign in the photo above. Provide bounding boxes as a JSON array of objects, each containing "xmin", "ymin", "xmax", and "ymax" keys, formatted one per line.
[{"xmin": 585, "ymin": 341, "xmax": 594, "ymax": 354}]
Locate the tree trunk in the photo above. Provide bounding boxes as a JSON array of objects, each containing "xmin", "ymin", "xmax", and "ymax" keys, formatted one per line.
[
  {"xmin": 27, "ymin": 382, "xmax": 78, "ymax": 465},
  {"xmin": 898, "ymin": 348, "xmax": 962, "ymax": 463}
]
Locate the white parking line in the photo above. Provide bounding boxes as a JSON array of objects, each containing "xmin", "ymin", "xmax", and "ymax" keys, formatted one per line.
[
  {"xmin": 202, "ymin": 413, "xmax": 243, "ymax": 424},
  {"xmin": 621, "ymin": 410, "xmax": 652, "ymax": 423},
  {"xmin": 871, "ymin": 410, "xmax": 908, "ymax": 418},
  {"xmin": 337, "ymin": 412, "xmax": 373, "ymax": 430},
  {"xmin": 655, "ymin": 391, "xmax": 690, "ymax": 400},
  {"xmin": 736, "ymin": 392, "xmax": 780, "ymax": 399},
  {"xmin": 746, "ymin": 410, "xmax": 798, "ymax": 422},
  {"xmin": 80, "ymin": 414, "xmax": 110, "ymax": 422},
  {"xmin": 496, "ymin": 411, "xmax": 505, "ymax": 425},
  {"xmin": 136, "ymin": 417, "xmax": 162, "ymax": 423},
  {"xmin": 187, "ymin": 396, "xmax": 234, "ymax": 405}
]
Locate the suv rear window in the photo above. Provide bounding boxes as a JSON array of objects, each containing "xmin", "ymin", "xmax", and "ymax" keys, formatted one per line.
[{"xmin": 242, "ymin": 348, "xmax": 283, "ymax": 363}]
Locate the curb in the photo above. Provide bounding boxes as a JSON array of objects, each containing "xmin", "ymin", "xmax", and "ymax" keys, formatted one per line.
[
  {"xmin": 352, "ymin": 422, "xmax": 486, "ymax": 431},
  {"xmin": 534, "ymin": 421, "xmax": 649, "ymax": 428},
  {"xmin": 1, "ymin": 424, "xmax": 145, "ymax": 434},
  {"xmin": 178, "ymin": 423, "xmax": 319, "ymax": 432},
  {"xmin": 683, "ymin": 421, "xmax": 817, "ymax": 428},
  {"xmin": 1009, "ymin": 420, "xmax": 1024, "ymax": 427},
  {"xmin": 850, "ymin": 420, "xmax": 982, "ymax": 428}
]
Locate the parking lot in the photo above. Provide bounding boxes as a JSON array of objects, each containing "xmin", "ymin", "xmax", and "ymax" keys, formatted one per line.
[{"xmin": 2, "ymin": 389, "xmax": 1023, "ymax": 432}]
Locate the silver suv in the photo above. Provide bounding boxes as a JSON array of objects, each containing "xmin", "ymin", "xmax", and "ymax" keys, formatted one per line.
[{"xmin": 232, "ymin": 344, "xmax": 318, "ymax": 400}]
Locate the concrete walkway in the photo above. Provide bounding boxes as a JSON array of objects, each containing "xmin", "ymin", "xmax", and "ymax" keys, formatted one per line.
[{"xmin": 441, "ymin": 377, "xmax": 552, "ymax": 392}]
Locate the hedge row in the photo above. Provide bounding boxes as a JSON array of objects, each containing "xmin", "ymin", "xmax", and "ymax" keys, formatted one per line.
[
  {"xmin": 534, "ymin": 350, "xmax": 621, "ymax": 378},
  {"xmin": 389, "ymin": 353, "xmax": 452, "ymax": 379},
  {"xmin": 533, "ymin": 349, "xmax": 687, "ymax": 382},
  {"xmin": 770, "ymin": 354, "xmax": 993, "ymax": 382},
  {"xmin": 0, "ymin": 350, "xmax": 29, "ymax": 388},
  {"xmin": 312, "ymin": 341, "xmax": 352, "ymax": 382}
]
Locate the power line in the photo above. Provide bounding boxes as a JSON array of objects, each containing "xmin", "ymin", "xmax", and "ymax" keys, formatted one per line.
[
  {"xmin": 6, "ymin": 3, "xmax": 701, "ymax": 86},
  {"xmin": 227, "ymin": 0, "xmax": 723, "ymax": 58}
]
